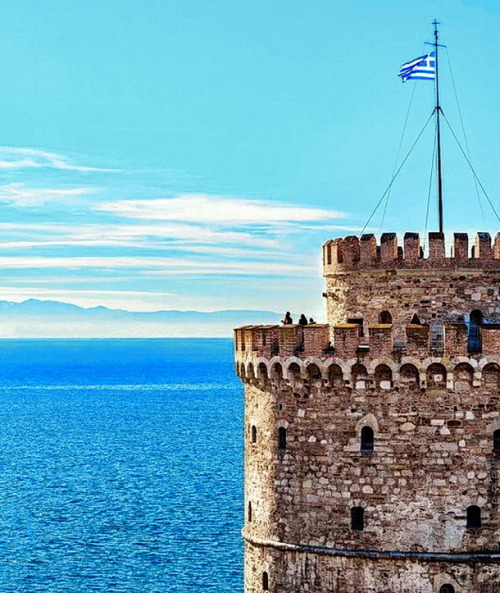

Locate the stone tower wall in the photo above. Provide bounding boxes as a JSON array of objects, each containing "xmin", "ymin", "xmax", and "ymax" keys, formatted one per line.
[{"xmin": 236, "ymin": 231, "xmax": 500, "ymax": 593}]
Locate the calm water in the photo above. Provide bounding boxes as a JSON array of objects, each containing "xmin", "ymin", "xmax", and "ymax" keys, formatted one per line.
[{"xmin": 0, "ymin": 339, "xmax": 243, "ymax": 593}]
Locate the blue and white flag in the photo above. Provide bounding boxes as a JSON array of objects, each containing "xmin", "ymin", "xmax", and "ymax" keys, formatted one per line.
[{"xmin": 398, "ymin": 53, "xmax": 436, "ymax": 82}]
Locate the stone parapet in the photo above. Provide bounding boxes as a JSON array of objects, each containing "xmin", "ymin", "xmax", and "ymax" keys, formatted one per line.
[
  {"xmin": 235, "ymin": 322, "xmax": 500, "ymax": 360},
  {"xmin": 323, "ymin": 231, "xmax": 500, "ymax": 274}
]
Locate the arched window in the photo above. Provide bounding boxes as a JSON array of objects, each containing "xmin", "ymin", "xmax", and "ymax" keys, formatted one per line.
[
  {"xmin": 248, "ymin": 501, "xmax": 252, "ymax": 522},
  {"xmin": 352, "ymin": 364, "xmax": 367, "ymax": 389},
  {"xmin": 307, "ymin": 363, "xmax": 322, "ymax": 382},
  {"xmin": 410, "ymin": 313, "xmax": 421, "ymax": 324},
  {"xmin": 466, "ymin": 505, "xmax": 481, "ymax": 528},
  {"xmin": 453, "ymin": 362, "xmax": 473, "ymax": 394},
  {"xmin": 287, "ymin": 363, "xmax": 301, "ymax": 383},
  {"xmin": 468, "ymin": 309, "xmax": 483, "ymax": 353},
  {"xmin": 361, "ymin": 426, "xmax": 374, "ymax": 452},
  {"xmin": 426, "ymin": 363, "xmax": 447, "ymax": 389},
  {"xmin": 328, "ymin": 364, "xmax": 344, "ymax": 387},
  {"xmin": 258, "ymin": 362, "xmax": 268, "ymax": 382},
  {"xmin": 483, "ymin": 363, "xmax": 500, "ymax": 388},
  {"xmin": 278, "ymin": 427, "xmax": 287, "ymax": 451},
  {"xmin": 247, "ymin": 363, "xmax": 255, "ymax": 379},
  {"xmin": 375, "ymin": 364, "xmax": 392, "ymax": 389},
  {"xmin": 400, "ymin": 364, "xmax": 419, "ymax": 390},
  {"xmin": 378, "ymin": 311, "xmax": 392, "ymax": 324},
  {"xmin": 251, "ymin": 425, "xmax": 257, "ymax": 443},
  {"xmin": 262, "ymin": 571, "xmax": 269, "ymax": 591},
  {"xmin": 440, "ymin": 585, "xmax": 455, "ymax": 593},
  {"xmin": 351, "ymin": 506, "xmax": 364, "ymax": 531},
  {"xmin": 494, "ymin": 429, "xmax": 500, "ymax": 452},
  {"xmin": 271, "ymin": 362, "xmax": 283, "ymax": 382}
]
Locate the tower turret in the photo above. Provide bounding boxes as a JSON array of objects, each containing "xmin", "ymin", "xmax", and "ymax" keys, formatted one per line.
[{"xmin": 236, "ymin": 231, "xmax": 500, "ymax": 593}]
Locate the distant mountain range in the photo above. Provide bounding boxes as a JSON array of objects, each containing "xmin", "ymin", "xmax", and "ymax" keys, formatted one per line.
[{"xmin": 0, "ymin": 299, "xmax": 284, "ymax": 338}]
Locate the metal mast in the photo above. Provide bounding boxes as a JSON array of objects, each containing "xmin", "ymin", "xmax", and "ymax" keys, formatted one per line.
[{"xmin": 433, "ymin": 19, "xmax": 444, "ymax": 233}]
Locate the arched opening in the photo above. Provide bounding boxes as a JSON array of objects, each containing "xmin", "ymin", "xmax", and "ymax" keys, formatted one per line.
[
  {"xmin": 247, "ymin": 363, "xmax": 255, "ymax": 380},
  {"xmin": 378, "ymin": 310, "xmax": 392, "ymax": 324},
  {"xmin": 466, "ymin": 505, "xmax": 481, "ymax": 528},
  {"xmin": 374, "ymin": 364, "xmax": 392, "ymax": 389},
  {"xmin": 453, "ymin": 362, "xmax": 473, "ymax": 394},
  {"xmin": 238, "ymin": 362, "xmax": 246, "ymax": 379},
  {"xmin": 468, "ymin": 309, "xmax": 483, "ymax": 353},
  {"xmin": 494, "ymin": 428, "xmax": 500, "ymax": 452},
  {"xmin": 400, "ymin": 364, "xmax": 419, "ymax": 390},
  {"xmin": 360, "ymin": 426, "xmax": 374, "ymax": 452},
  {"xmin": 287, "ymin": 362, "xmax": 301, "ymax": 384},
  {"xmin": 248, "ymin": 501, "xmax": 252, "ymax": 522},
  {"xmin": 352, "ymin": 364, "xmax": 367, "ymax": 389},
  {"xmin": 439, "ymin": 585, "xmax": 455, "ymax": 593},
  {"xmin": 258, "ymin": 362, "xmax": 268, "ymax": 382},
  {"xmin": 328, "ymin": 364, "xmax": 344, "ymax": 388},
  {"xmin": 307, "ymin": 363, "xmax": 322, "ymax": 382},
  {"xmin": 278, "ymin": 427, "xmax": 287, "ymax": 451},
  {"xmin": 483, "ymin": 363, "xmax": 500, "ymax": 389},
  {"xmin": 262, "ymin": 571, "xmax": 269, "ymax": 591},
  {"xmin": 426, "ymin": 363, "xmax": 447, "ymax": 389},
  {"xmin": 409, "ymin": 313, "xmax": 421, "ymax": 324},
  {"xmin": 351, "ymin": 506, "xmax": 364, "ymax": 531},
  {"xmin": 271, "ymin": 362, "xmax": 283, "ymax": 382},
  {"xmin": 251, "ymin": 425, "xmax": 257, "ymax": 443}
]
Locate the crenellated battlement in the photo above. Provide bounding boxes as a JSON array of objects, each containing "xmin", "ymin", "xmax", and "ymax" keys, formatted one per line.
[
  {"xmin": 239, "ymin": 227, "xmax": 500, "ymax": 593},
  {"xmin": 234, "ymin": 322, "xmax": 500, "ymax": 361},
  {"xmin": 323, "ymin": 231, "xmax": 500, "ymax": 274}
]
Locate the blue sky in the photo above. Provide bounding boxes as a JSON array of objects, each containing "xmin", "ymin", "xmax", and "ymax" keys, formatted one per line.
[{"xmin": 0, "ymin": 0, "xmax": 499, "ymax": 320}]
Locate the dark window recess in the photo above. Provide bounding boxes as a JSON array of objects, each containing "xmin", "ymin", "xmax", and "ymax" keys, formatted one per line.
[
  {"xmin": 494, "ymin": 429, "xmax": 500, "ymax": 452},
  {"xmin": 351, "ymin": 506, "xmax": 364, "ymax": 531},
  {"xmin": 466, "ymin": 505, "xmax": 481, "ymax": 529},
  {"xmin": 468, "ymin": 309, "xmax": 483, "ymax": 353},
  {"xmin": 262, "ymin": 571, "xmax": 269, "ymax": 591},
  {"xmin": 347, "ymin": 318, "xmax": 364, "ymax": 337},
  {"xmin": 440, "ymin": 586, "xmax": 455, "ymax": 593},
  {"xmin": 251, "ymin": 425, "xmax": 257, "ymax": 443},
  {"xmin": 410, "ymin": 313, "xmax": 421, "ymax": 324},
  {"xmin": 248, "ymin": 501, "xmax": 252, "ymax": 522},
  {"xmin": 278, "ymin": 427, "xmax": 287, "ymax": 451},
  {"xmin": 360, "ymin": 426, "xmax": 374, "ymax": 452},
  {"xmin": 378, "ymin": 311, "xmax": 392, "ymax": 324}
]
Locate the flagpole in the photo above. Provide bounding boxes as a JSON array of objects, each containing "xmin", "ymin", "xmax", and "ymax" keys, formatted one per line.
[{"xmin": 433, "ymin": 19, "xmax": 444, "ymax": 233}]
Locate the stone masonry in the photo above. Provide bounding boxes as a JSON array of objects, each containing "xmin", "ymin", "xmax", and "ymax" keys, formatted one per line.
[{"xmin": 235, "ymin": 232, "xmax": 500, "ymax": 593}]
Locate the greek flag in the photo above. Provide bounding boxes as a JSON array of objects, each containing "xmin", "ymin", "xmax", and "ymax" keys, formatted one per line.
[{"xmin": 398, "ymin": 53, "xmax": 436, "ymax": 82}]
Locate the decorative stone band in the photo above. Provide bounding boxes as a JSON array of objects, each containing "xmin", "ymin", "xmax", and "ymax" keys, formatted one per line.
[
  {"xmin": 243, "ymin": 531, "xmax": 500, "ymax": 564},
  {"xmin": 323, "ymin": 232, "xmax": 500, "ymax": 274},
  {"xmin": 236, "ymin": 351, "xmax": 500, "ymax": 392}
]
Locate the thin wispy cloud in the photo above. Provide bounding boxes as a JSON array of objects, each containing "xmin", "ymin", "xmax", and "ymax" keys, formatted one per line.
[
  {"xmin": 0, "ymin": 221, "xmax": 278, "ymax": 248},
  {"xmin": 0, "ymin": 256, "xmax": 313, "ymax": 276},
  {"xmin": 0, "ymin": 183, "xmax": 92, "ymax": 207},
  {"xmin": 96, "ymin": 194, "xmax": 345, "ymax": 224},
  {"xmin": 0, "ymin": 147, "xmax": 115, "ymax": 173}
]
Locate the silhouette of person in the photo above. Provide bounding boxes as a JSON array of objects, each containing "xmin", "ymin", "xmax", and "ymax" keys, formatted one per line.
[
  {"xmin": 282, "ymin": 311, "xmax": 293, "ymax": 324},
  {"xmin": 309, "ymin": 317, "xmax": 316, "ymax": 324},
  {"xmin": 299, "ymin": 314, "xmax": 308, "ymax": 326}
]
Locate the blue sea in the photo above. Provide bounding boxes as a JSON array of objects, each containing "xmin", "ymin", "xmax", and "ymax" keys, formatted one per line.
[{"xmin": 0, "ymin": 339, "xmax": 243, "ymax": 593}]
